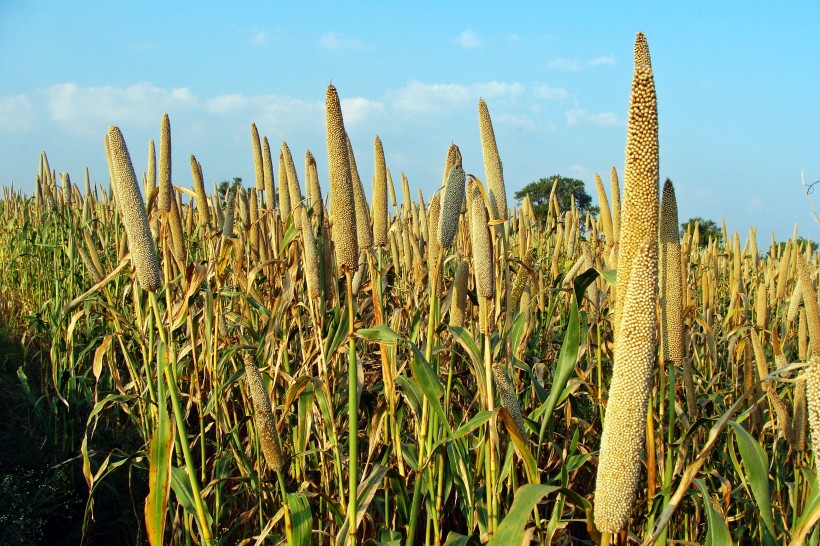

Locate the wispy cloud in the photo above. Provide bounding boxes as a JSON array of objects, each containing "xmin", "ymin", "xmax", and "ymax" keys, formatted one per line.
[
  {"xmin": 456, "ymin": 29, "xmax": 481, "ymax": 49},
  {"xmin": 319, "ymin": 31, "xmax": 367, "ymax": 50},
  {"xmin": 589, "ymin": 55, "xmax": 615, "ymax": 66},
  {"xmin": 248, "ymin": 30, "xmax": 268, "ymax": 46},
  {"xmin": 565, "ymin": 108, "xmax": 617, "ymax": 127},
  {"xmin": 549, "ymin": 56, "xmax": 616, "ymax": 71},
  {"xmin": 533, "ymin": 84, "xmax": 570, "ymax": 100},
  {"xmin": 0, "ymin": 95, "xmax": 33, "ymax": 131},
  {"xmin": 388, "ymin": 80, "xmax": 525, "ymax": 114},
  {"xmin": 548, "ymin": 58, "xmax": 583, "ymax": 72}
]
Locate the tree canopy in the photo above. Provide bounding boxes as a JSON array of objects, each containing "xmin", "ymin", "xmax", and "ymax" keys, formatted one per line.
[
  {"xmin": 680, "ymin": 216, "xmax": 722, "ymax": 247},
  {"xmin": 514, "ymin": 175, "xmax": 598, "ymax": 222},
  {"xmin": 217, "ymin": 177, "xmax": 243, "ymax": 200}
]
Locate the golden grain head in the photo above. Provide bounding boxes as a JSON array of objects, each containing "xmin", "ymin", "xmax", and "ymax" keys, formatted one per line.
[
  {"xmin": 243, "ymin": 353, "xmax": 284, "ymax": 472},
  {"xmin": 372, "ymin": 135, "xmax": 389, "ymax": 247},
  {"xmin": 492, "ymin": 364, "xmax": 526, "ymax": 436},
  {"xmin": 251, "ymin": 123, "xmax": 264, "ymax": 191},
  {"xmin": 450, "ymin": 260, "xmax": 470, "ymax": 328},
  {"xmin": 262, "ymin": 136, "xmax": 275, "ymax": 210},
  {"xmin": 325, "ymin": 84, "xmax": 359, "ymax": 272},
  {"xmin": 594, "ymin": 240, "xmax": 657, "ymax": 534},
  {"xmin": 106, "ymin": 126, "xmax": 163, "ymax": 292},
  {"xmin": 471, "ymin": 198, "xmax": 494, "ymax": 299},
  {"xmin": 478, "ymin": 98, "xmax": 507, "ymax": 223},
  {"xmin": 158, "ymin": 113, "xmax": 173, "ymax": 212},
  {"xmin": 438, "ymin": 163, "xmax": 466, "ymax": 249}
]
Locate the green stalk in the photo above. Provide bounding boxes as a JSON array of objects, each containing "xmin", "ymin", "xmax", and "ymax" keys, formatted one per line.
[
  {"xmin": 408, "ymin": 247, "xmax": 443, "ymax": 546},
  {"xmin": 150, "ymin": 292, "xmax": 213, "ymax": 546},
  {"xmin": 346, "ymin": 270, "xmax": 358, "ymax": 546},
  {"xmin": 485, "ymin": 331, "xmax": 497, "ymax": 536}
]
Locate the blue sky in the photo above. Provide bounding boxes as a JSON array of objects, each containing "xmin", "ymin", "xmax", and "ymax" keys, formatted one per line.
[{"xmin": 1, "ymin": 1, "xmax": 818, "ymax": 243}]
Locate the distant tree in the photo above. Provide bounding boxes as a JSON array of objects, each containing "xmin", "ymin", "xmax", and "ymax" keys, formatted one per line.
[
  {"xmin": 514, "ymin": 175, "xmax": 598, "ymax": 221},
  {"xmin": 773, "ymin": 236, "xmax": 818, "ymax": 255},
  {"xmin": 680, "ymin": 216, "xmax": 722, "ymax": 247},
  {"xmin": 217, "ymin": 177, "xmax": 243, "ymax": 200}
]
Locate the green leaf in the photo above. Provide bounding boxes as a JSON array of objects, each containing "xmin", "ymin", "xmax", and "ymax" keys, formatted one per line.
[
  {"xmin": 170, "ymin": 466, "xmax": 212, "ymax": 527},
  {"xmin": 287, "ymin": 492, "xmax": 313, "ymax": 546},
  {"xmin": 791, "ymin": 470, "xmax": 820, "ymax": 545},
  {"xmin": 497, "ymin": 408, "xmax": 539, "ymax": 484},
  {"xmin": 442, "ymin": 532, "xmax": 481, "ymax": 545},
  {"xmin": 597, "ymin": 268, "xmax": 617, "ymax": 285},
  {"xmin": 729, "ymin": 420, "xmax": 775, "ymax": 543},
  {"xmin": 336, "ymin": 464, "xmax": 390, "ymax": 544},
  {"xmin": 145, "ymin": 395, "xmax": 174, "ymax": 546},
  {"xmin": 408, "ymin": 341, "xmax": 450, "ymax": 435},
  {"xmin": 694, "ymin": 478, "xmax": 732, "ymax": 546},
  {"xmin": 535, "ymin": 288, "xmax": 580, "ymax": 457},
  {"xmin": 488, "ymin": 484, "xmax": 560, "ymax": 546},
  {"xmin": 356, "ymin": 324, "xmax": 404, "ymax": 344}
]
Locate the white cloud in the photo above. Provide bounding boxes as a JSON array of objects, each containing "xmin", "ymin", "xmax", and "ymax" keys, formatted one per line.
[
  {"xmin": 548, "ymin": 58, "xmax": 583, "ymax": 71},
  {"xmin": 389, "ymin": 81, "xmax": 471, "ymax": 114},
  {"xmin": 549, "ymin": 56, "xmax": 616, "ymax": 71},
  {"xmin": 533, "ymin": 85, "xmax": 570, "ymax": 100},
  {"xmin": 565, "ymin": 108, "xmax": 617, "ymax": 127},
  {"xmin": 46, "ymin": 82, "xmax": 194, "ymax": 131},
  {"xmin": 456, "ymin": 30, "xmax": 481, "ymax": 48},
  {"xmin": 0, "ymin": 95, "xmax": 33, "ymax": 131},
  {"xmin": 249, "ymin": 30, "xmax": 268, "ymax": 45},
  {"xmin": 206, "ymin": 94, "xmax": 248, "ymax": 114},
  {"xmin": 341, "ymin": 97, "xmax": 385, "ymax": 125},
  {"xmin": 319, "ymin": 32, "xmax": 367, "ymax": 50},
  {"xmin": 589, "ymin": 55, "xmax": 615, "ymax": 66},
  {"xmin": 495, "ymin": 113, "xmax": 536, "ymax": 130}
]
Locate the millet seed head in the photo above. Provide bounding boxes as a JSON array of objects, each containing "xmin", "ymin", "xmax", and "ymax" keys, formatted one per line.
[
  {"xmin": 106, "ymin": 126, "xmax": 163, "ymax": 292},
  {"xmin": 594, "ymin": 241, "xmax": 658, "ymax": 534},
  {"xmin": 372, "ymin": 136, "xmax": 389, "ymax": 247},
  {"xmin": 325, "ymin": 84, "xmax": 359, "ymax": 273}
]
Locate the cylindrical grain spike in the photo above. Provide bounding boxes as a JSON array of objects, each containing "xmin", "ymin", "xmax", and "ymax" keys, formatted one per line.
[
  {"xmin": 595, "ymin": 173, "xmax": 614, "ymax": 244},
  {"xmin": 757, "ymin": 281, "xmax": 770, "ymax": 329},
  {"xmin": 169, "ymin": 194, "xmax": 186, "ymax": 262},
  {"xmin": 478, "ymin": 99, "xmax": 507, "ymax": 225},
  {"xmin": 263, "ymin": 136, "xmax": 275, "ymax": 210},
  {"xmin": 106, "ymin": 126, "xmax": 162, "ymax": 292},
  {"xmin": 158, "ymin": 113, "xmax": 173, "ymax": 212},
  {"xmin": 611, "ymin": 166, "xmax": 621, "ymax": 245},
  {"xmin": 251, "ymin": 123, "xmax": 264, "ymax": 191},
  {"xmin": 346, "ymin": 133, "xmax": 373, "ymax": 252},
  {"xmin": 800, "ymin": 308, "xmax": 809, "ymax": 361},
  {"xmin": 77, "ymin": 245, "xmax": 103, "ymax": 284},
  {"xmin": 659, "ymin": 179, "xmax": 683, "ymax": 364},
  {"xmin": 427, "ymin": 192, "xmax": 442, "ymax": 295},
  {"xmin": 282, "ymin": 141, "xmax": 303, "ymax": 213},
  {"xmin": 191, "ymin": 155, "xmax": 210, "ymax": 229},
  {"xmin": 795, "ymin": 376, "xmax": 807, "ymax": 452},
  {"xmin": 471, "ymin": 198, "xmax": 494, "ymax": 300},
  {"xmin": 493, "ymin": 364, "xmax": 526, "ymax": 436},
  {"xmin": 243, "ymin": 353, "xmax": 284, "ymax": 471},
  {"xmin": 221, "ymin": 185, "xmax": 237, "ymax": 247},
  {"xmin": 373, "ymin": 136, "xmax": 389, "ymax": 247},
  {"xmin": 301, "ymin": 207, "xmax": 321, "ymax": 299},
  {"xmin": 594, "ymin": 241, "xmax": 657, "ymax": 534},
  {"xmin": 613, "ymin": 32, "xmax": 659, "ymax": 345},
  {"xmin": 438, "ymin": 162, "xmax": 466, "ymax": 249},
  {"xmin": 146, "ymin": 139, "xmax": 157, "ymax": 199},
  {"xmin": 787, "ymin": 280, "xmax": 803, "ymax": 323},
  {"xmin": 278, "ymin": 150, "xmax": 291, "ymax": 219},
  {"xmin": 450, "ymin": 260, "xmax": 470, "ymax": 328},
  {"xmin": 325, "ymin": 84, "xmax": 359, "ymax": 273},
  {"xmin": 306, "ymin": 149, "xmax": 323, "ymax": 219}
]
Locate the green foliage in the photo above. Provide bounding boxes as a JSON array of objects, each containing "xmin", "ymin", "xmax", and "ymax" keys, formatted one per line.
[
  {"xmin": 514, "ymin": 175, "xmax": 598, "ymax": 220},
  {"xmin": 680, "ymin": 216, "xmax": 722, "ymax": 246},
  {"xmin": 217, "ymin": 177, "xmax": 243, "ymax": 200}
]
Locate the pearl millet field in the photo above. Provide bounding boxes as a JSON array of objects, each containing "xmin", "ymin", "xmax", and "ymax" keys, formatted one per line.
[{"xmin": 0, "ymin": 32, "xmax": 817, "ymax": 546}]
